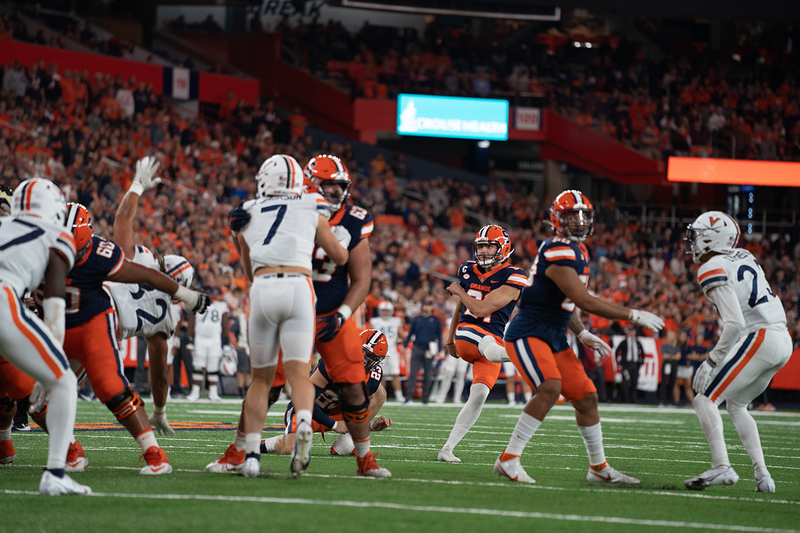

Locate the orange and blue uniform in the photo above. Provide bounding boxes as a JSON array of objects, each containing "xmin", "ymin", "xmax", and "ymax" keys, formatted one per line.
[
  {"xmin": 454, "ymin": 260, "xmax": 526, "ymax": 388},
  {"xmin": 504, "ymin": 236, "xmax": 597, "ymax": 401}
]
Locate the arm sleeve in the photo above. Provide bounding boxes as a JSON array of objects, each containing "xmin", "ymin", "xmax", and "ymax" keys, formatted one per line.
[
  {"xmin": 705, "ymin": 284, "xmax": 746, "ymax": 364},
  {"xmin": 311, "ymin": 403, "xmax": 337, "ymax": 429}
]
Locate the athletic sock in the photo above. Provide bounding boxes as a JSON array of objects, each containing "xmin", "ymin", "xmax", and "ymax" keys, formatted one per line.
[
  {"xmin": 694, "ymin": 394, "xmax": 730, "ymax": 468},
  {"xmin": 245, "ymin": 433, "xmax": 261, "ymax": 455},
  {"xmin": 262, "ymin": 436, "xmax": 280, "ymax": 453},
  {"xmin": 394, "ymin": 389, "xmax": 405, "ymax": 402},
  {"xmin": 234, "ymin": 430, "xmax": 247, "ymax": 452},
  {"xmin": 152, "ymin": 404, "xmax": 166, "ymax": 416},
  {"xmin": 45, "ymin": 373, "xmax": 76, "ymax": 471},
  {"xmin": 296, "ymin": 409, "xmax": 312, "ymax": 428},
  {"xmin": 135, "ymin": 429, "xmax": 159, "ymax": 453},
  {"xmin": 727, "ymin": 402, "xmax": 769, "ymax": 478},
  {"xmin": 523, "ymin": 391, "xmax": 532, "ymax": 402},
  {"xmin": 354, "ymin": 436, "xmax": 370, "ymax": 458},
  {"xmin": 505, "ymin": 411, "xmax": 542, "ymax": 456},
  {"xmin": 578, "ymin": 422, "xmax": 606, "ymax": 467},
  {"xmin": 208, "ymin": 384, "xmax": 219, "ymax": 398},
  {"xmin": 190, "ymin": 384, "xmax": 201, "ymax": 397},
  {"xmin": 445, "ymin": 383, "xmax": 490, "ymax": 450},
  {"xmin": 46, "ymin": 468, "xmax": 65, "ymax": 478},
  {"xmin": 0, "ymin": 424, "xmax": 11, "ymax": 441},
  {"xmin": 506, "ymin": 391, "xmax": 515, "ymax": 403}
]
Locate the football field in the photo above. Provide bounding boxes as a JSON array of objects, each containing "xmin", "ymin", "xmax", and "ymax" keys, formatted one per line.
[{"xmin": 2, "ymin": 400, "xmax": 799, "ymax": 532}]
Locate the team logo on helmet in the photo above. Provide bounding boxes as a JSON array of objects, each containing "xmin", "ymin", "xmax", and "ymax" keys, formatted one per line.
[
  {"xmin": 685, "ymin": 211, "xmax": 740, "ymax": 264},
  {"xmin": 473, "ymin": 225, "xmax": 514, "ymax": 267},
  {"xmin": 550, "ymin": 190, "xmax": 594, "ymax": 243},
  {"xmin": 304, "ymin": 154, "xmax": 351, "ymax": 212},
  {"xmin": 360, "ymin": 329, "xmax": 387, "ymax": 372},
  {"xmin": 64, "ymin": 203, "xmax": 93, "ymax": 260}
]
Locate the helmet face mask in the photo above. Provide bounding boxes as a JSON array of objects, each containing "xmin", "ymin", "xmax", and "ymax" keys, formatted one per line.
[
  {"xmin": 360, "ymin": 329, "xmax": 387, "ymax": 372},
  {"xmin": 304, "ymin": 155, "xmax": 351, "ymax": 212},
  {"xmin": 473, "ymin": 225, "xmax": 513, "ymax": 268},
  {"xmin": 0, "ymin": 184, "xmax": 12, "ymax": 216},
  {"xmin": 550, "ymin": 190, "xmax": 594, "ymax": 243}
]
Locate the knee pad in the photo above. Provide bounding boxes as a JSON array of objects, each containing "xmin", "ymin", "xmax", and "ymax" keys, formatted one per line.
[
  {"xmin": 207, "ymin": 371, "xmax": 219, "ymax": 384},
  {"xmin": 336, "ymin": 382, "xmax": 371, "ymax": 424},
  {"xmin": 106, "ymin": 388, "xmax": 144, "ymax": 422},
  {"xmin": 0, "ymin": 396, "xmax": 15, "ymax": 414}
]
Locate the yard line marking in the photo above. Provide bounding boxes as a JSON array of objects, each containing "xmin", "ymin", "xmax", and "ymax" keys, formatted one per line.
[
  {"xmin": 2, "ymin": 489, "xmax": 795, "ymax": 531},
  {"xmin": 498, "ymin": 415, "xmax": 687, "ymax": 425}
]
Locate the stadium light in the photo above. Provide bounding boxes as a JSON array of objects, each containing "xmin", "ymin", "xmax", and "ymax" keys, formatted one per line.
[{"xmin": 667, "ymin": 157, "xmax": 800, "ymax": 187}]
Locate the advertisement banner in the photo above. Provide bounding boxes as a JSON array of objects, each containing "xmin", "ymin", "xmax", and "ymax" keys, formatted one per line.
[
  {"xmin": 515, "ymin": 107, "xmax": 541, "ymax": 131},
  {"xmin": 397, "ymin": 94, "xmax": 509, "ymax": 141}
]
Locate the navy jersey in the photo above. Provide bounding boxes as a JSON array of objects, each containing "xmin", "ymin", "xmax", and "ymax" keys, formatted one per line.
[
  {"xmin": 456, "ymin": 261, "xmax": 527, "ymax": 337},
  {"xmin": 315, "ymin": 358, "xmax": 382, "ymax": 412},
  {"xmin": 65, "ymin": 236, "xmax": 125, "ymax": 329},
  {"xmin": 505, "ymin": 236, "xmax": 589, "ymax": 341},
  {"xmin": 311, "ymin": 204, "xmax": 373, "ymax": 314}
]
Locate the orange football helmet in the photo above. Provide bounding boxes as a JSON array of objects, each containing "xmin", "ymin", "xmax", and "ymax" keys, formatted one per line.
[
  {"xmin": 550, "ymin": 190, "xmax": 594, "ymax": 243},
  {"xmin": 304, "ymin": 154, "xmax": 350, "ymax": 212},
  {"xmin": 360, "ymin": 329, "xmax": 387, "ymax": 372},
  {"xmin": 64, "ymin": 203, "xmax": 93, "ymax": 259},
  {"xmin": 473, "ymin": 224, "xmax": 514, "ymax": 267}
]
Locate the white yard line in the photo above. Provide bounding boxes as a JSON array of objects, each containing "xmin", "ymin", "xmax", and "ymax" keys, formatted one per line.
[{"xmin": 2, "ymin": 489, "xmax": 795, "ymax": 532}]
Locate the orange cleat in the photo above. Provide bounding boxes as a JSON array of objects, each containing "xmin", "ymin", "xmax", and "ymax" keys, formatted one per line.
[
  {"xmin": 356, "ymin": 451, "xmax": 391, "ymax": 478},
  {"xmin": 139, "ymin": 446, "xmax": 172, "ymax": 475},
  {"xmin": 65, "ymin": 441, "xmax": 88, "ymax": 472},
  {"xmin": 0, "ymin": 440, "xmax": 16, "ymax": 465},
  {"xmin": 205, "ymin": 443, "xmax": 245, "ymax": 473}
]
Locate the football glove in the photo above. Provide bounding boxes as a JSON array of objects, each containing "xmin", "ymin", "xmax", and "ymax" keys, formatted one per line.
[
  {"xmin": 693, "ymin": 360, "xmax": 717, "ymax": 394},
  {"xmin": 330, "ymin": 225, "xmax": 351, "ymax": 249},
  {"xmin": 174, "ymin": 286, "xmax": 211, "ymax": 314},
  {"xmin": 129, "ymin": 156, "xmax": 161, "ymax": 195},
  {"xmin": 578, "ymin": 330, "xmax": 613, "ymax": 360},
  {"xmin": 317, "ymin": 312, "xmax": 346, "ymax": 342},
  {"xmin": 630, "ymin": 310, "xmax": 665, "ymax": 332},
  {"xmin": 229, "ymin": 207, "xmax": 251, "ymax": 232},
  {"xmin": 28, "ymin": 382, "xmax": 49, "ymax": 414}
]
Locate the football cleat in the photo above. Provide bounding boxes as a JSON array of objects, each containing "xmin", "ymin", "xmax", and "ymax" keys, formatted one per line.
[
  {"xmin": 291, "ymin": 421, "xmax": 313, "ymax": 476},
  {"xmin": 357, "ymin": 451, "xmax": 391, "ymax": 478},
  {"xmin": 755, "ymin": 475, "xmax": 775, "ymax": 493},
  {"xmin": 65, "ymin": 441, "xmax": 88, "ymax": 472},
  {"xmin": 437, "ymin": 446, "xmax": 461, "ymax": 463},
  {"xmin": 0, "ymin": 440, "xmax": 16, "ymax": 465},
  {"xmin": 242, "ymin": 456, "xmax": 260, "ymax": 478},
  {"xmin": 149, "ymin": 412, "xmax": 175, "ymax": 436},
  {"xmin": 587, "ymin": 462, "xmax": 640, "ymax": 484},
  {"xmin": 39, "ymin": 471, "xmax": 92, "ymax": 495},
  {"xmin": 205, "ymin": 444, "xmax": 245, "ymax": 473},
  {"xmin": 494, "ymin": 452, "xmax": 535, "ymax": 483},
  {"xmin": 139, "ymin": 446, "xmax": 172, "ymax": 475},
  {"xmin": 685, "ymin": 465, "xmax": 739, "ymax": 490},
  {"xmin": 330, "ymin": 433, "xmax": 355, "ymax": 456},
  {"xmin": 186, "ymin": 391, "xmax": 200, "ymax": 402},
  {"xmin": 208, "ymin": 390, "xmax": 221, "ymax": 402}
]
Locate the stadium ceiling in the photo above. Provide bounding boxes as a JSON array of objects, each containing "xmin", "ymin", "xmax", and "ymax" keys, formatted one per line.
[{"xmin": 328, "ymin": 0, "xmax": 800, "ymax": 20}]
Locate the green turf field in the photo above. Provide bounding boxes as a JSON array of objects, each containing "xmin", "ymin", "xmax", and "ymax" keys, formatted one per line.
[{"xmin": 2, "ymin": 399, "xmax": 799, "ymax": 533}]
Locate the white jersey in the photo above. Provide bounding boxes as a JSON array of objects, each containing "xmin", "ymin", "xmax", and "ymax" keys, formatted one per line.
[
  {"xmin": 0, "ymin": 215, "xmax": 76, "ymax": 295},
  {"xmin": 195, "ymin": 300, "xmax": 229, "ymax": 340},
  {"xmin": 239, "ymin": 192, "xmax": 329, "ymax": 273},
  {"xmin": 698, "ymin": 249, "xmax": 786, "ymax": 333},
  {"xmin": 105, "ymin": 281, "xmax": 180, "ymax": 340},
  {"xmin": 370, "ymin": 316, "xmax": 403, "ymax": 354}
]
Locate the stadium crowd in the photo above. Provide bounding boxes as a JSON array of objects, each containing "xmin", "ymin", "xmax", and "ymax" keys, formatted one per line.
[{"xmin": 3, "ymin": 57, "xmax": 800, "ymax": 403}]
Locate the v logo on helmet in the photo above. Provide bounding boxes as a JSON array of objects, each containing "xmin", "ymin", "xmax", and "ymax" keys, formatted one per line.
[{"xmin": 709, "ymin": 216, "xmax": 720, "ymax": 226}]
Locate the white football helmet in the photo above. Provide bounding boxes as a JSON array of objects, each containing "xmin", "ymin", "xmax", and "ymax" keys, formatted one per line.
[
  {"xmin": 163, "ymin": 255, "xmax": 194, "ymax": 288},
  {"xmin": 11, "ymin": 178, "xmax": 67, "ymax": 226},
  {"xmin": 378, "ymin": 300, "xmax": 394, "ymax": 318},
  {"xmin": 685, "ymin": 211, "xmax": 740, "ymax": 264},
  {"xmin": 255, "ymin": 154, "xmax": 304, "ymax": 198}
]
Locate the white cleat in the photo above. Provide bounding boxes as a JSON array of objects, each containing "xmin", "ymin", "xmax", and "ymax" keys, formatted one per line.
[
  {"xmin": 437, "ymin": 447, "xmax": 461, "ymax": 463},
  {"xmin": 291, "ymin": 421, "xmax": 312, "ymax": 476},
  {"xmin": 755, "ymin": 475, "xmax": 775, "ymax": 493},
  {"xmin": 493, "ymin": 452, "xmax": 535, "ymax": 483},
  {"xmin": 149, "ymin": 412, "xmax": 176, "ymax": 436},
  {"xmin": 330, "ymin": 433, "xmax": 355, "ymax": 456},
  {"xmin": 208, "ymin": 392, "xmax": 222, "ymax": 402},
  {"xmin": 684, "ymin": 465, "xmax": 738, "ymax": 490},
  {"xmin": 587, "ymin": 463, "xmax": 640, "ymax": 484},
  {"xmin": 185, "ymin": 392, "xmax": 200, "ymax": 402},
  {"xmin": 39, "ymin": 471, "xmax": 92, "ymax": 495},
  {"xmin": 242, "ymin": 456, "xmax": 260, "ymax": 478}
]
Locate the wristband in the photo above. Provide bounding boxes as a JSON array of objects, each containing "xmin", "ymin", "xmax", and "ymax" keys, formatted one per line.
[
  {"xmin": 128, "ymin": 181, "xmax": 145, "ymax": 196},
  {"xmin": 338, "ymin": 304, "xmax": 353, "ymax": 321},
  {"xmin": 369, "ymin": 420, "xmax": 375, "ymax": 431}
]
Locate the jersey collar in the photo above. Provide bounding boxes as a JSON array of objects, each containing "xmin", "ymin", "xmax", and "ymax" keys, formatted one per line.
[
  {"xmin": 472, "ymin": 262, "xmax": 508, "ymax": 282},
  {"xmin": 329, "ymin": 207, "xmax": 346, "ymax": 226}
]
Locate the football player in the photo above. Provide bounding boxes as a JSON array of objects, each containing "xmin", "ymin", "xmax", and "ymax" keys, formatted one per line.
[
  {"xmin": 0, "ymin": 184, "xmax": 11, "ymax": 216},
  {"xmin": 496, "ymin": 190, "xmax": 664, "ymax": 484},
  {"xmin": 112, "ymin": 155, "xmax": 195, "ymax": 433},
  {"xmin": 684, "ymin": 211, "xmax": 791, "ymax": 492},
  {"xmin": 437, "ymin": 225, "xmax": 527, "ymax": 463},
  {"xmin": 0, "ymin": 178, "xmax": 90, "ymax": 495},
  {"xmin": 369, "ymin": 301, "xmax": 406, "ymax": 402},
  {"xmin": 209, "ymin": 154, "xmax": 349, "ymax": 478},
  {"xmin": 187, "ymin": 296, "xmax": 231, "ymax": 402},
  {"xmin": 58, "ymin": 203, "xmax": 209, "ymax": 474}
]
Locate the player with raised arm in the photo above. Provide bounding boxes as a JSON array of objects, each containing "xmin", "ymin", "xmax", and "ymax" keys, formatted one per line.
[
  {"xmin": 495, "ymin": 190, "xmax": 664, "ymax": 484},
  {"xmin": 258, "ymin": 329, "xmax": 392, "ymax": 457},
  {"xmin": 437, "ymin": 225, "xmax": 527, "ymax": 463},
  {"xmin": 57, "ymin": 202, "xmax": 209, "ymax": 474},
  {"xmin": 0, "ymin": 178, "xmax": 90, "ymax": 495},
  {"xmin": 684, "ymin": 212, "xmax": 791, "ymax": 493},
  {"xmin": 112, "ymin": 155, "xmax": 195, "ymax": 433},
  {"xmin": 370, "ymin": 301, "xmax": 406, "ymax": 403},
  {"xmin": 208, "ymin": 154, "xmax": 348, "ymax": 478}
]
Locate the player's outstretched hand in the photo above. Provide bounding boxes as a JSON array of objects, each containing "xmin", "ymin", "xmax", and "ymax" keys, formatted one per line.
[
  {"xmin": 692, "ymin": 360, "xmax": 716, "ymax": 394},
  {"xmin": 317, "ymin": 311, "xmax": 345, "ymax": 342},
  {"xmin": 134, "ymin": 156, "xmax": 162, "ymax": 191},
  {"xmin": 578, "ymin": 330, "xmax": 612, "ymax": 359},
  {"xmin": 630, "ymin": 309, "xmax": 665, "ymax": 332},
  {"xmin": 28, "ymin": 382, "xmax": 49, "ymax": 414},
  {"xmin": 370, "ymin": 416, "xmax": 393, "ymax": 431},
  {"xmin": 229, "ymin": 207, "xmax": 250, "ymax": 232},
  {"xmin": 174, "ymin": 286, "xmax": 211, "ymax": 314}
]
